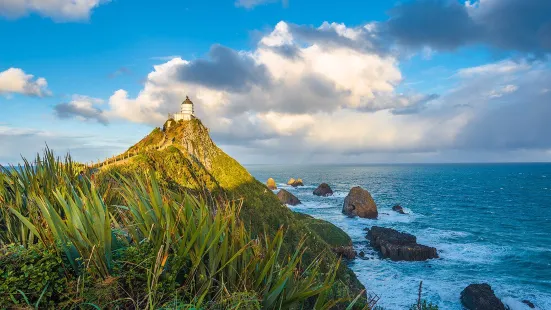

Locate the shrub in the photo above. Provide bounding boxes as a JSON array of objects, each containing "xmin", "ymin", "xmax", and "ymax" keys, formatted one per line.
[
  {"xmin": 0, "ymin": 244, "xmax": 71, "ymax": 309},
  {"xmin": 409, "ymin": 299, "xmax": 439, "ymax": 310}
]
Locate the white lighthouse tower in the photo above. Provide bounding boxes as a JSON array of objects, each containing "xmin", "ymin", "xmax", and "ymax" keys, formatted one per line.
[{"xmin": 170, "ymin": 96, "xmax": 195, "ymax": 121}]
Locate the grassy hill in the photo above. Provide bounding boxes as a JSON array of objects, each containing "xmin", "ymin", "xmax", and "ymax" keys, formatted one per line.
[{"xmin": 99, "ymin": 118, "xmax": 366, "ymax": 301}]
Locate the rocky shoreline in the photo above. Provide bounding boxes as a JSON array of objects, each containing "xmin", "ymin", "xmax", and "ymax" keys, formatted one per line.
[{"xmin": 265, "ymin": 177, "xmax": 542, "ymax": 309}]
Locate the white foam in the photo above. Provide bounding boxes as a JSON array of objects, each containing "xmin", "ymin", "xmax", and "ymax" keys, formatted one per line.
[
  {"xmin": 376, "ymin": 209, "xmax": 418, "ymax": 224},
  {"xmin": 502, "ymin": 297, "xmax": 541, "ymax": 310},
  {"xmin": 331, "ymin": 191, "xmax": 349, "ymax": 198}
]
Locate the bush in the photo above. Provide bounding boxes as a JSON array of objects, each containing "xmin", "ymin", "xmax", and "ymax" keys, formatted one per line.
[
  {"xmin": 0, "ymin": 244, "xmax": 71, "ymax": 309},
  {"xmin": 409, "ymin": 299, "xmax": 439, "ymax": 310}
]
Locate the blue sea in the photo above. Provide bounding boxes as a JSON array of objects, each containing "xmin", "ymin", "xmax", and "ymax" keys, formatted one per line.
[{"xmin": 246, "ymin": 164, "xmax": 551, "ymax": 310}]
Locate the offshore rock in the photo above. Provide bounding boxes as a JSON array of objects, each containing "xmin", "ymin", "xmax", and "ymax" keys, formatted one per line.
[
  {"xmin": 460, "ymin": 284, "xmax": 505, "ymax": 310},
  {"xmin": 366, "ymin": 226, "xmax": 438, "ymax": 261},
  {"xmin": 392, "ymin": 204, "xmax": 406, "ymax": 214},
  {"xmin": 342, "ymin": 186, "xmax": 378, "ymax": 219},
  {"xmin": 266, "ymin": 178, "xmax": 277, "ymax": 190},
  {"xmin": 277, "ymin": 189, "xmax": 301, "ymax": 206},
  {"xmin": 287, "ymin": 178, "xmax": 304, "ymax": 187},
  {"xmin": 522, "ymin": 300, "xmax": 536, "ymax": 308},
  {"xmin": 313, "ymin": 183, "xmax": 333, "ymax": 196}
]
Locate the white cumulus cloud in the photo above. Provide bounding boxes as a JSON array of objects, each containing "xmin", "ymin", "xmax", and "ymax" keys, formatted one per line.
[
  {"xmin": 0, "ymin": 68, "xmax": 50, "ymax": 97},
  {"xmin": 0, "ymin": 0, "xmax": 109, "ymax": 21}
]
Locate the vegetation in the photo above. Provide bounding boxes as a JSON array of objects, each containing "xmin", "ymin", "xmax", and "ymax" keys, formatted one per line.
[
  {"xmin": 0, "ymin": 148, "xmax": 366, "ymax": 309},
  {"xmin": 408, "ymin": 300, "xmax": 439, "ymax": 310},
  {"xmin": 97, "ymin": 119, "xmax": 367, "ymax": 300}
]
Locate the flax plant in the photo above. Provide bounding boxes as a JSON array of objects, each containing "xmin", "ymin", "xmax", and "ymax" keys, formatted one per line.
[
  {"xmin": 116, "ymin": 171, "xmax": 348, "ymax": 309},
  {"xmin": 11, "ymin": 180, "xmax": 113, "ymax": 279}
]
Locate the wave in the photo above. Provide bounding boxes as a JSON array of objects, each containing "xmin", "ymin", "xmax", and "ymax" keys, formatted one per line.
[{"xmin": 502, "ymin": 297, "xmax": 544, "ymax": 310}]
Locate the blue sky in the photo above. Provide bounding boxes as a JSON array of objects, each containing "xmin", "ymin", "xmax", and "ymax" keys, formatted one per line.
[{"xmin": 1, "ymin": 0, "xmax": 550, "ymax": 164}]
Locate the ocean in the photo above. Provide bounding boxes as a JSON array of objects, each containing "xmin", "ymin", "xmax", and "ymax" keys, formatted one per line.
[{"xmin": 246, "ymin": 163, "xmax": 551, "ymax": 310}]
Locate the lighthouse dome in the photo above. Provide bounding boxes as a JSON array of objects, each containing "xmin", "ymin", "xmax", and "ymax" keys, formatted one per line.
[{"xmin": 182, "ymin": 96, "xmax": 193, "ymax": 106}]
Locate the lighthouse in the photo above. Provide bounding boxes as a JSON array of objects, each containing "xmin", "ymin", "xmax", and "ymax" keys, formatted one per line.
[{"xmin": 170, "ymin": 96, "xmax": 195, "ymax": 121}]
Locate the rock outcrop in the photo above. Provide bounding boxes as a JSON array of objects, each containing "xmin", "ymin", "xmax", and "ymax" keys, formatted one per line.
[
  {"xmin": 287, "ymin": 178, "xmax": 304, "ymax": 187},
  {"xmin": 333, "ymin": 246, "xmax": 356, "ymax": 259},
  {"xmin": 313, "ymin": 183, "xmax": 333, "ymax": 196},
  {"xmin": 277, "ymin": 189, "xmax": 301, "ymax": 205},
  {"xmin": 266, "ymin": 178, "xmax": 277, "ymax": 190},
  {"xmin": 342, "ymin": 186, "xmax": 378, "ymax": 219},
  {"xmin": 392, "ymin": 204, "xmax": 406, "ymax": 214},
  {"xmin": 460, "ymin": 284, "xmax": 505, "ymax": 310},
  {"xmin": 366, "ymin": 226, "xmax": 438, "ymax": 261},
  {"xmin": 522, "ymin": 300, "xmax": 536, "ymax": 309}
]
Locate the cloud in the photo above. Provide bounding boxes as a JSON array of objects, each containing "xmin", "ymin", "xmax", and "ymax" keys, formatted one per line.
[
  {"xmin": 108, "ymin": 67, "xmax": 131, "ymax": 79},
  {"xmin": 385, "ymin": 0, "xmax": 551, "ymax": 56},
  {"xmin": 54, "ymin": 95, "xmax": 108, "ymax": 125},
  {"xmin": 176, "ymin": 44, "xmax": 272, "ymax": 92},
  {"xmin": 0, "ymin": 0, "xmax": 109, "ymax": 21},
  {"xmin": 100, "ymin": 20, "xmax": 551, "ymax": 163},
  {"xmin": 390, "ymin": 93, "xmax": 440, "ymax": 115},
  {"xmin": 455, "ymin": 69, "xmax": 551, "ymax": 150},
  {"xmin": 0, "ymin": 68, "xmax": 51, "ymax": 97},
  {"xmin": 102, "ymin": 21, "xmax": 452, "ymax": 155},
  {"xmin": 457, "ymin": 59, "xmax": 531, "ymax": 77},
  {"xmin": 235, "ymin": 0, "xmax": 287, "ymax": 9},
  {"xmin": 106, "ymin": 21, "xmax": 416, "ymax": 124},
  {"xmin": 150, "ymin": 55, "xmax": 182, "ymax": 61},
  {"xmin": 278, "ymin": 22, "xmax": 390, "ymax": 56},
  {"xmin": 0, "ymin": 125, "xmax": 127, "ymax": 165}
]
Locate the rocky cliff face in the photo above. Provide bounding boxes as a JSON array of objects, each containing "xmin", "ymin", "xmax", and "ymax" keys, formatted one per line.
[{"xmin": 103, "ymin": 119, "xmax": 366, "ymax": 301}]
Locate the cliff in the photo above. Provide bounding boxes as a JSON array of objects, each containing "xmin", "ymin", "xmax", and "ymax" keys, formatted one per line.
[{"xmin": 99, "ymin": 118, "xmax": 366, "ymax": 301}]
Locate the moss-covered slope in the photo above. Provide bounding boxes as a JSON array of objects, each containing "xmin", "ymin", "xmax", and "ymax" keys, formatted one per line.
[{"xmin": 100, "ymin": 119, "xmax": 365, "ymax": 299}]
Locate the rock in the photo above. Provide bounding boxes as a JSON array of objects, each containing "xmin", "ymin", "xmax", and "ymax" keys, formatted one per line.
[
  {"xmin": 287, "ymin": 178, "xmax": 304, "ymax": 187},
  {"xmin": 392, "ymin": 204, "xmax": 406, "ymax": 214},
  {"xmin": 359, "ymin": 251, "xmax": 365, "ymax": 258},
  {"xmin": 522, "ymin": 300, "xmax": 536, "ymax": 309},
  {"xmin": 266, "ymin": 178, "xmax": 277, "ymax": 190},
  {"xmin": 342, "ymin": 186, "xmax": 378, "ymax": 219},
  {"xmin": 460, "ymin": 284, "xmax": 505, "ymax": 310},
  {"xmin": 313, "ymin": 183, "xmax": 333, "ymax": 196},
  {"xmin": 366, "ymin": 226, "xmax": 438, "ymax": 261},
  {"xmin": 277, "ymin": 189, "xmax": 301, "ymax": 206},
  {"xmin": 333, "ymin": 246, "xmax": 356, "ymax": 259}
]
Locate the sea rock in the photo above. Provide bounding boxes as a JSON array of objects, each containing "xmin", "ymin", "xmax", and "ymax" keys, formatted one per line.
[
  {"xmin": 366, "ymin": 226, "xmax": 438, "ymax": 261},
  {"xmin": 266, "ymin": 178, "xmax": 277, "ymax": 190},
  {"xmin": 460, "ymin": 284, "xmax": 505, "ymax": 310},
  {"xmin": 287, "ymin": 178, "xmax": 304, "ymax": 187},
  {"xmin": 313, "ymin": 183, "xmax": 333, "ymax": 196},
  {"xmin": 342, "ymin": 186, "xmax": 378, "ymax": 219},
  {"xmin": 392, "ymin": 204, "xmax": 406, "ymax": 214},
  {"xmin": 522, "ymin": 300, "xmax": 536, "ymax": 309},
  {"xmin": 333, "ymin": 246, "xmax": 356, "ymax": 259},
  {"xmin": 277, "ymin": 189, "xmax": 301, "ymax": 206}
]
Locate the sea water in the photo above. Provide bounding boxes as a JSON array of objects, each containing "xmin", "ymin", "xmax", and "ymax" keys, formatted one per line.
[{"xmin": 246, "ymin": 164, "xmax": 551, "ymax": 310}]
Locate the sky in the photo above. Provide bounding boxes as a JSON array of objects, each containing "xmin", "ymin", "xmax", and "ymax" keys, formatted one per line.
[{"xmin": 1, "ymin": 0, "xmax": 551, "ymax": 165}]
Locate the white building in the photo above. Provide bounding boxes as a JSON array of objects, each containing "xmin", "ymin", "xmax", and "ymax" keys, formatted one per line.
[{"xmin": 169, "ymin": 96, "xmax": 195, "ymax": 121}]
